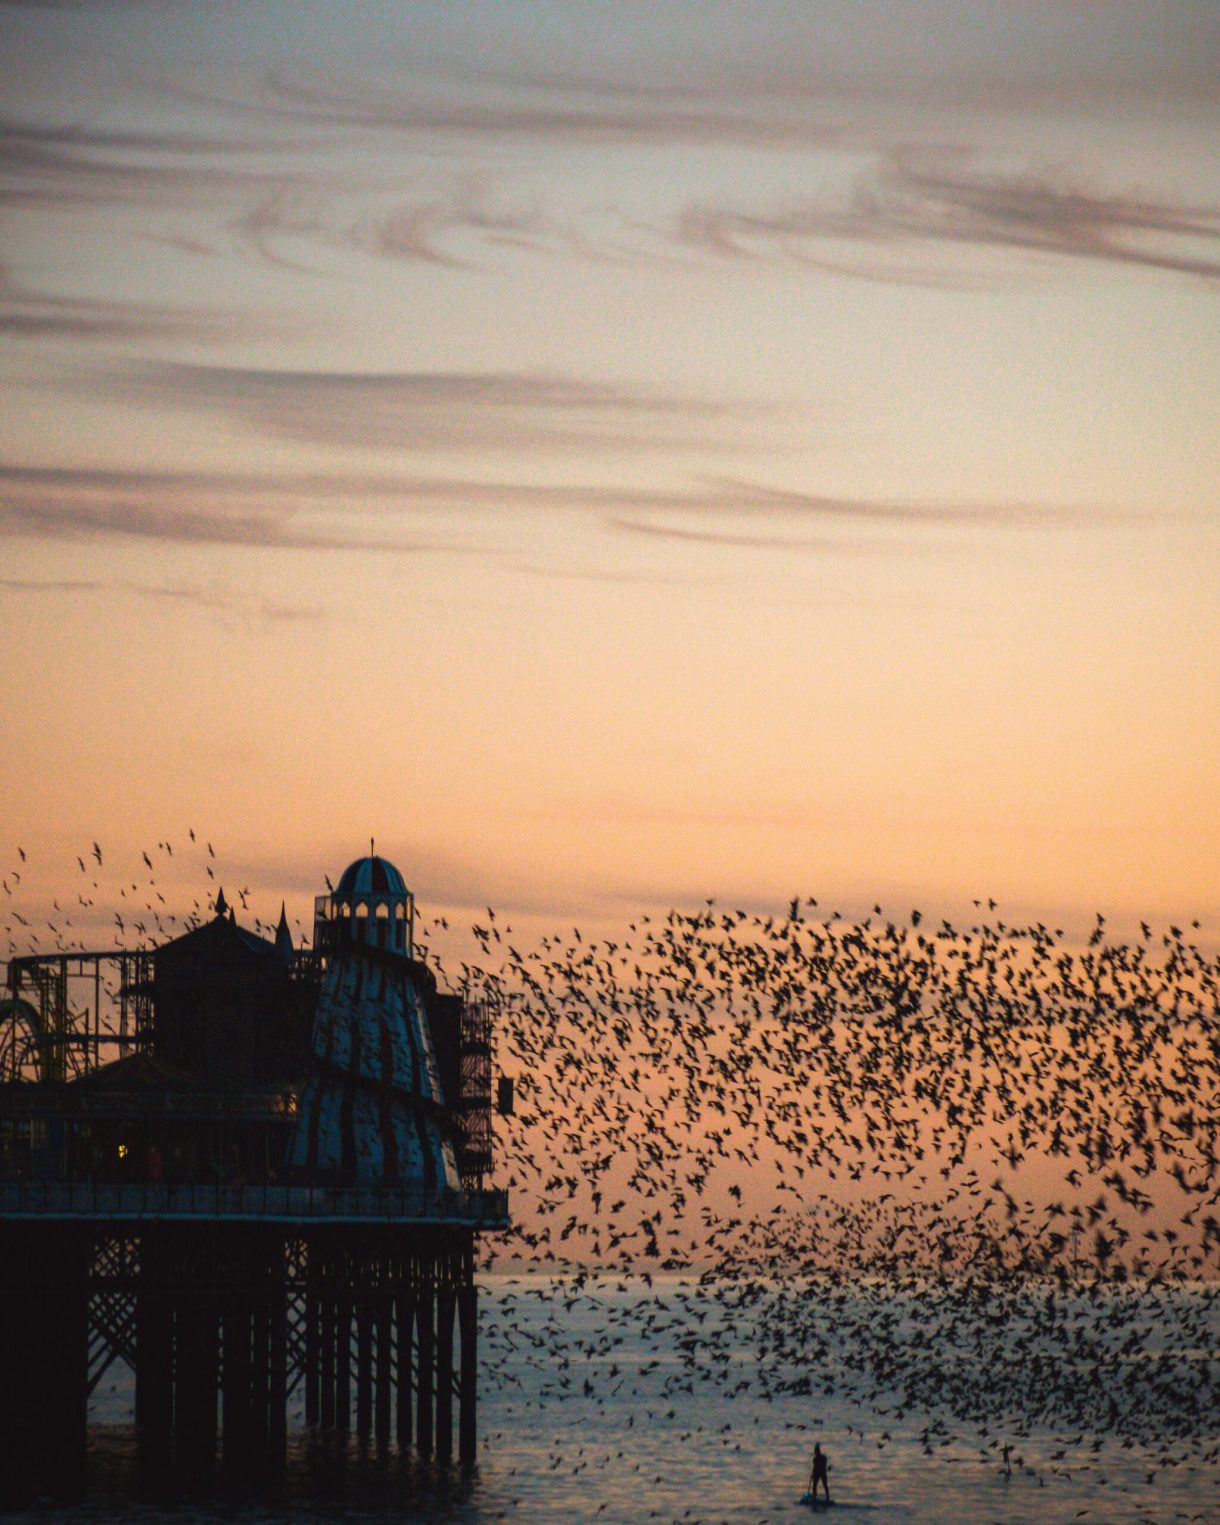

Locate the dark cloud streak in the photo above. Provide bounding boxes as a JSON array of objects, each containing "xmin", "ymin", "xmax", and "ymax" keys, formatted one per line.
[
  {"xmin": 0, "ymin": 466, "xmax": 459, "ymax": 553},
  {"xmin": 0, "ymin": 463, "xmax": 1116, "ymax": 562},
  {"xmin": 675, "ymin": 151, "xmax": 1220, "ymax": 283},
  {"xmin": 0, "ymin": 271, "xmax": 236, "ymax": 341},
  {"xmin": 0, "ymin": 116, "xmax": 302, "ymax": 210},
  {"xmin": 104, "ymin": 361, "xmax": 739, "ymax": 456}
]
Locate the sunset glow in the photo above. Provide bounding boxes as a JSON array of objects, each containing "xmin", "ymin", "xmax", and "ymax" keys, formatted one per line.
[{"xmin": 2, "ymin": 2, "xmax": 1217, "ymax": 949}]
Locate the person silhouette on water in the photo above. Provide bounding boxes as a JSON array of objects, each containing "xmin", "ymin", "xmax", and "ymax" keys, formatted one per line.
[{"xmin": 809, "ymin": 1442, "xmax": 831, "ymax": 1503}]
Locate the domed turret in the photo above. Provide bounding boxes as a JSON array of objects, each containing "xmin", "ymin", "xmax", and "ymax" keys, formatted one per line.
[
  {"xmin": 335, "ymin": 855, "xmax": 408, "ymax": 899},
  {"xmin": 312, "ymin": 846, "xmax": 415, "ymax": 956},
  {"xmin": 294, "ymin": 844, "xmax": 456, "ymax": 1190}
]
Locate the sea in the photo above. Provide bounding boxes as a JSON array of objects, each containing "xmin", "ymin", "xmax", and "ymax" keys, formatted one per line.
[{"xmin": 17, "ymin": 1275, "xmax": 1218, "ymax": 1525}]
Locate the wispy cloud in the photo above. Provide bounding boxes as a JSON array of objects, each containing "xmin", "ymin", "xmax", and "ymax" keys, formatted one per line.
[
  {"xmin": 253, "ymin": 65, "xmax": 842, "ymax": 151},
  {"xmin": 0, "ymin": 116, "xmax": 300, "ymax": 211},
  {"xmin": 0, "ymin": 267, "xmax": 235, "ymax": 341},
  {"xmin": 102, "ymin": 361, "xmax": 738, "ymax": 455},
  {"xmin": 358, "ymin": 182, "xmax": 554, "ymax": 268},
  {"xmin": 671, "ymin": 479, "xmax": 1115, "ymax": 527},
  {"xmin": 0, "ymin": 465, "xmax": 460, "ymax": 552},
  {"xmin": 234, "ymin": 20, "xmax": 1219, "ymax": 152},
  {"xmin": 608, "ymin": 479, "xmax": 1108, "ymax": 552},
  {"xmin": 0, "ymin": 463, "xmax": 1115, "ymax": 561},
  {"xmin": 0, "ymin": 499, "xmax": 389, "ymax": 550},
  {"xmin": 674, "ymin": 150, "xmax": 1220, "ymax": 284},
  {"xmin": 0, "ymin": 573, "xmax": 326, "ymax": 622},
  {"xmin": 0, "ymin": 576, "xmax": 98, "ymax": 592},
  {"xmin": 5, "ymin": 51, "xmax": 1213, "ymax": 293},
  {"xmin": 612, "ymin": 518, "xmax": 849, "ymax": 554},
  {"xmin": 0, "ymin": 107, "xmax": 615, "ymax": 275}
]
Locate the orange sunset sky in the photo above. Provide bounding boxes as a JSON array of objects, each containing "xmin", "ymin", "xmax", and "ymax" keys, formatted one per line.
[{"xmin": 2, "ymin": 2, "xmax": 1217, "ymax": 957}]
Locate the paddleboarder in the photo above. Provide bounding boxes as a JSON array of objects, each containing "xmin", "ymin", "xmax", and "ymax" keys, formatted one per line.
[{"xmin": 809, "ymin": 1441, "xmax": 831, "ymax": 1503}]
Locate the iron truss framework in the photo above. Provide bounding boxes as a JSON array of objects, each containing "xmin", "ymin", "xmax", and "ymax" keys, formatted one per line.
[
  {"xmin": 1, "ymin": 951, "xmax": 153, "ymax": 1083},
  {"xmin": 0, "ymin": 1219, "xmax": 483, "ymax": 1501}
]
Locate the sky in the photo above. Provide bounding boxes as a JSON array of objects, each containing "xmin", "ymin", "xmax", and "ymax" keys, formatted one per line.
[{"xmin": 1, "ymin": 0, "xmax": 1218, "ymax": 955}]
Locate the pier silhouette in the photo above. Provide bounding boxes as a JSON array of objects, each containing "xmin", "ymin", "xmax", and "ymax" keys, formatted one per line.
[{"xmin": 0, "ymin": 853, "xmax": 508, "ymax": 1501}]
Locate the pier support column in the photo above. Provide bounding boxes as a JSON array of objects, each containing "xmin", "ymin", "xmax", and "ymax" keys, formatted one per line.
[
  {"xmin": 174, "ymin": 1228, "xmax": 219, "ymax": 1483},
  {"xmin": 219, "ymin": 1229, "xmax": 286, "ymax": 1483},
  {"xmin": 304, "ymin": 1267, "xmax": 320, "ymax": 1427},
  {"xmin": 269, "ymin": 1257, "xmax": 288, "ymax": 1473},
  {"xmin": 395, "ymin": 1288, "xmax": 414, "ymax": 1450},
  {"xmin": 335, "ymin": 1293, "xmax": 352, "ymax": 1431},
  {"xmin": 356, "ymin": 1296, "xmax": 373, "ymax": 1439},
  {"xmin": 415, "ymin": 1281, "xmax": 434, "ymax": 1458},
  {"xmin": 250, "ymin": 1289, "xmax": 271, "ymax": 1465},
  {"xmin": 221, "ymin": 1283, "xmax": 253, "ymax": 1482},
  {"xmin": 137, "ymin": 1229, "xmax": 174, "ymax": 1485},
  {"xmin": 0, "ymin": 1223, "xmax": 89, "ymax": 1502},
  {"xmin": 459, "ymin": 1277, "xmax": 478, "ymax": 1471},
  {"xmin": 435, "ymin": 1286, "xmax": 455, "ymax": 1464},
  {"xmin": 320, "ymin": 1284, "xmax": 336, "ymax": 1429},
  {"xmin": 374, "ymin": 1291, "xmax": 392, "ymax": 1452}
]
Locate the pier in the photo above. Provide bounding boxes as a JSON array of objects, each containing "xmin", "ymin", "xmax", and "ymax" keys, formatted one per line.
[{"xmin": 0, "ymin": 854, "xmax": 509, "ymax": 1501}]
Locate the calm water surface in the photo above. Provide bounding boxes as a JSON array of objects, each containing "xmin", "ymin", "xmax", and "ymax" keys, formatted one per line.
[{"xmin": 15, "ymin": 1276, "xmax": 1217, "ymax": 1525}]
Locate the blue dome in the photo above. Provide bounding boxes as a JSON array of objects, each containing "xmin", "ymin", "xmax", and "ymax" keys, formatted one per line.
[{"xmin": 336, "ymin": 855, "xmax": 407, "ymax": 898}]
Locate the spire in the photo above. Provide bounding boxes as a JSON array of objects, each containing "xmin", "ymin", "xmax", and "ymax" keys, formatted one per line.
[
  {"xmin": 275, "ymin": 900, "xmax": 294, "ymax": 964},
  {"xmin": 214, "ymin": 886, "xmax": 228, "ymax": 919}
]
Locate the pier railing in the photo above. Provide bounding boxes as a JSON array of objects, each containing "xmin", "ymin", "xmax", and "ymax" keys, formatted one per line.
[
  {"xmin": 0, "ymin": 1180, "xmax": 509, "ymax": 1226},
  {"xmin": 0, "ymin": 1088, "xmax": 289, "ymax": 1120}
]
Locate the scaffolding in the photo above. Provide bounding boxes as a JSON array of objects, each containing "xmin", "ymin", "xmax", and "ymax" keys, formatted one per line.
[
  {"xmin": 1, "ymin": 951, "xmax": 153, "ymax": 1084},
  {"xmin": 456, "ymin": 991, "xmax": 495, "ymax": 1188}
]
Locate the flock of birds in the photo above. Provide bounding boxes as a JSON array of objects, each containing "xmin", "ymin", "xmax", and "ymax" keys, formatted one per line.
[
  {"xmin": 0, "ymin": 833, "xmax": 307, "ymax": 955},
  {"xmin": 441, "ymin": 899, "xmax": 1218, "ymax": 1493},
  {"xmin": 3, "ymin": 840, "xmax": 1218, "ymax": 1512}
]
